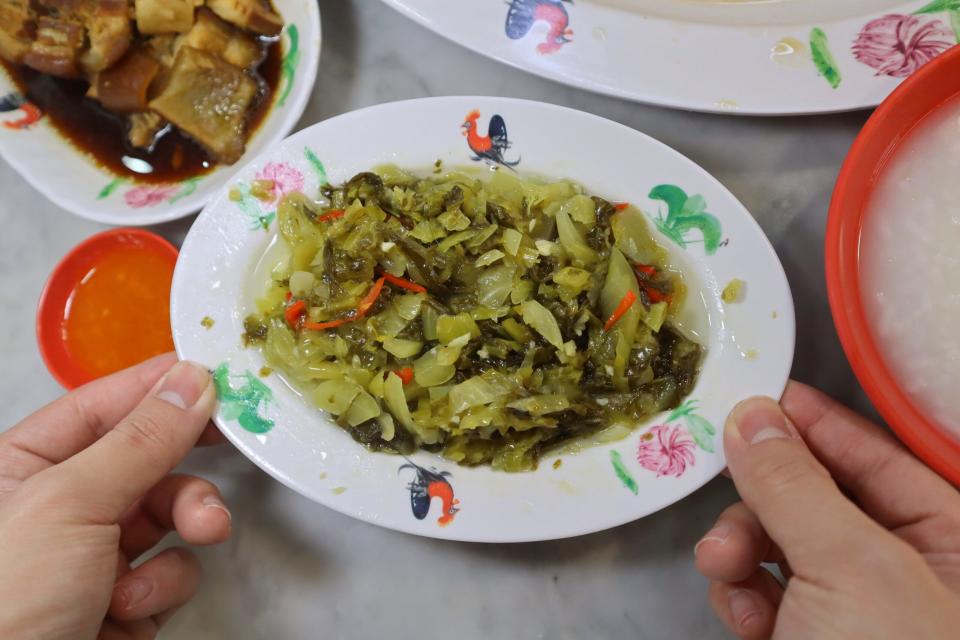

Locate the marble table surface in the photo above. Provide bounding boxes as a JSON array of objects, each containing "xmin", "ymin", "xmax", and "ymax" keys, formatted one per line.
[{"xmin": 0, "ymin": 1, "xmax": 881, "ymax": 638}]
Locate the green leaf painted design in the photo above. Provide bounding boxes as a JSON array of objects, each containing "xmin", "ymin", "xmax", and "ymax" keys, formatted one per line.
[
  {"xmin": 950, "ymin": 9, "xmax": 960, "ymax": 42},
  {"xmin": 304, "ymin": 147, "xmax": 328, "ymax": 184},
  {"xmin": 648, "ymin": 184, "xmax": 722, "ymax": 255},
  {"xmin": 97, "ymin": 178, "xmax": 125, "ymax": 200},
  {"xmin": 914, "ymin": 0, "xmax": 960, "ymax": 14},
  {"xmin": 909, "ymin": 3, "xmax": 960, "ymax": 42},
  {"xmin": 213, "ymin": 363, "xmax": 275, "ymax": 434},
  {"xmin": 278, "ymin": 24, "xmax": 301, "ymax": 108},
  {"xmin": 684, "ymin": 415, "xmax": 716, "ymax": 454},
  {"xmin": 666, "ymin": 399, "xmax": 699, "ymax": 423},
  {"xmin": 233, "ymin": 181, "xmax": 276, "ymax": 230},
  {"xmin": 916, "ymin": 1, "xmax": 960, "ymax": 41},
  {"xmin": 905, "ymin": 0, "xmax": 960, "ymax": 45},
  {"xmin": 666, "ymin": 399, "xmax": 716, "ymax": 453},
  {"xmin": 169, "ymin": 177, "xmax": 200, "ymax": 204},
  {"xmin": 810, "ymin": 27, "xmax": 842, "ymax": 89},
  {"xmin": 610, "ymin": 450, "xmax": 639, "ymax": 495}
]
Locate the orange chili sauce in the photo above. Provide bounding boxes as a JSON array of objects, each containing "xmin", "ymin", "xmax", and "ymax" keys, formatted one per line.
[{"xmin": 62, "ymin": 245, "xmax": 175, "ymax": 378}]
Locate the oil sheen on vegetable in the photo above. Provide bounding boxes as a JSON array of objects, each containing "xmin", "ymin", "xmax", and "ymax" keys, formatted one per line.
[
  {"xmin": 63, "ymin": 245, "xmax": 175, "ymax": 379},
  {"xmin": 244, "ymin": 166, "xmax": 705, "ymax": 471}
]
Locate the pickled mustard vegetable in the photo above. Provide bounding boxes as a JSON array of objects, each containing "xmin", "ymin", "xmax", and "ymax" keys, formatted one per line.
[
  {"xmin": 244, "ymin": 167, "xmax": 704, "ymax": 471},
  {"xmin": 722, "ymin": 278, "xmax": 745, "ymax": 304}
]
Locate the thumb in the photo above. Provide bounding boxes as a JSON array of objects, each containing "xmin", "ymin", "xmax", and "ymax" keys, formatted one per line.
[
  {"xmin": 724, "ymin": 396, "xmax": 884, "ymax": 569},
  {"xmin": 48, "ymin": 361, "xmax": 216, "ymax": 523}
]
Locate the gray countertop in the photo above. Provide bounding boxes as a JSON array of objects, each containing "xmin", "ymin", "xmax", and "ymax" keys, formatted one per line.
[{"xmin": 0, "ymin": 1, "xmax": 877, "ymax": 638}]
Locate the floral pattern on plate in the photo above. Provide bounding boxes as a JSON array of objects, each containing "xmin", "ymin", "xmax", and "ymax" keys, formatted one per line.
[
  {"xmin": 810, "ymin": 4, "xmax": 960, "ymax": 89},
  {"xmin": 853, "ymin": 13, "xmax": 955, "ymax": 78},
  {"xmin": 610, "ymin": 400, "xmax": 717, "ymax": 491}
]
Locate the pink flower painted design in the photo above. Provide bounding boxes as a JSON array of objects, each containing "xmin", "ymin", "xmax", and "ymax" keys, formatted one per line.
[
  {"xmin": 852, "ymin": 14, "xmax": 954, "ymax": 78},
  {"xmin": 124, "ymin": 184, "xmax": 179, "ymax": 208},
  {"xmin": 637, "ymin": 424, "xmax": 696, "ymax": 478},
  {"xmin": 255, "ymin": 162, "xmax": 304, "ymax": 203}
]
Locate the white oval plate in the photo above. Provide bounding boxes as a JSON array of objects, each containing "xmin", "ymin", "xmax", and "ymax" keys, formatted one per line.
[
  {"xmin": 381, "ymin": 0, "xmax": 958, "ymax": 115},
  {"xmin": 0, "ymin": 0, "xmax": 320, "ymax": 225},
  {"xmin": 172, "ymin": 97, "xmax": 795, "ymax": 542}
]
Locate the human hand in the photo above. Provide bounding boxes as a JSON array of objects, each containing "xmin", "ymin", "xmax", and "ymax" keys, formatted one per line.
[
  {"xmin": 0, "ymin": 354, "xmax": 231, "ymax": 639},
  {"xmin": 695, "ymin": 381, "xmax": 960, "ymax": 639}
]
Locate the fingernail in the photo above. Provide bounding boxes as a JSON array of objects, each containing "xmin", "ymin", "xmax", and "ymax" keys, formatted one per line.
[
  {"xmin": 114, "ymin": 576, "xmax": 154, "ymax": 611},
  {"xmin": 203, "ymin": 494, "xmax": 232, "ymax": 522},
  {"xmin": 728, "ymin": 588, "xmax": 763, "ymax": 632},
  {"xmin": 733, "ymin": 399, "xmax": 794, "ymax": 445},
  {"xmin": 154, "ymin": 361, "xmax": 209, "ymax": 409},
  {"xmin": 694, "ymin": 521, "xmax": 731, "ymax": 556}
]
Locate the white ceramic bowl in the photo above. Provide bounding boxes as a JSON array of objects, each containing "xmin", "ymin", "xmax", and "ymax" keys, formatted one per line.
[
  {"xmin": 172, "ymin": 97, "xmax": 795, "ymax": 542},
  {"xmin": 0, "ymin": 0, "xmax": 320, "ymax": 225}
]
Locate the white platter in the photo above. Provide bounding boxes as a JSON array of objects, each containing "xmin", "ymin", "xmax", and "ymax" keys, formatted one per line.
[
  {"xmin": 172, "ymin": 96, "xmax": 795, "ymax": 542},
  {"xmin": 381, "ymin": 0, "xmax": 958, "ymax": 115}
]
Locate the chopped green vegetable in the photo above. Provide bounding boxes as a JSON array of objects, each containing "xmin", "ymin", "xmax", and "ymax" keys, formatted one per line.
[
  {"xmin": 242, "ymin": 315, "xmax": 268, "ymax": 345},
  {"xmin": 722, "ymin": 278, "xmax": 745, "ymax": 304},
  {"xmin": 344, "ymin": 389, "xmax": 381, "ymax": 427},
  {"xmin": 449, "ymin": 376, "xmax": 499, "ymax": 414},
  {"xmin": 384, "ymin": 372, "xmax": 418, "ymax": 434},
  {"xmin": 521, "ymin": 300, "xmax": 564, "ymax": 349},
  {"xmin": 413, "ymin": 347, "xmax": 456, "ymax": 387},
  {"xmin": 289, "ymin": 271, "xmax": 315, "ymax": 297},
  {"xmin": 437, "ymin": 313, "xmax": 481, "ymax": 344},
  {"xmin": 382, "ymin": 337, "xmax": 424, "ymax": 359},
  {"xmin": 501, "ymin": 228, "xmax": 522, "ymax": 256},
  {"xmin": 475, "ymin": 249, "xmax": 505, "ymax": 267},
  {"xmin": 555, "ymin": 208, "xmax": 597, "ymax": 265},
  {"xmin": 506, "ymin": 395, "xmax": 569, "ymax": 415},
  {"xmin": 314, "ymin": 379, "xmax": 361, "ymax": 414},
  {"xmin": 248, "ymin": 167, "xmax": 704, "ymax": 471}
]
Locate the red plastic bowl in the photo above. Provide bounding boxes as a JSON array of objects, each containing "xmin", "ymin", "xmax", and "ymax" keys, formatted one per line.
[
  {"xmin": 36, "ymin": 228, "xmax": 179, "ymax": 390},
  {"xmin": 827, "ymin": 46, "xmax": 960, "ymax": 485}
]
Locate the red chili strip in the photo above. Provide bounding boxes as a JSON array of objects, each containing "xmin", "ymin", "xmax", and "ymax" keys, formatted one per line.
[
  {"xmin": 604, "ymin": 290, "xmax": 638, "ymax": 331},
  {"xmin": 382, "ymin": 272, "xmax": 427, "ymax": 294},
  {"xmin": 356, "ymin": 277, "xmax": 386, "ymax": 316},
  {"xmin": 397, "ymin": 367, "xmax": 415, "ymax": 385},
  {"xmin": 645, "ymin": 287, "xmax": 670, "ymax": 304},
  {"xmin": 302, "ymin": 277, "xmax": 386, "ymax": 332},
  {"xmin": 634, "ymin": 264, "xmax": 656, "ymax": 277},
  {"xmin": 284, "ymin": 299, "xmax": 306, "ymax": 328},
  {"xmin": 303, "ymin": 316, "xmax": 354, "ymax": 331},
  {"xmin": 318, "ymin": 209, "xmax": 345, "ymax": 222}
]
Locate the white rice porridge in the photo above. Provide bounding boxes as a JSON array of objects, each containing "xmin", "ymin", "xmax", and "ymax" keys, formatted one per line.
[{"xmin": 861, "ymin": 95, "xmax": 960, "ymax": 438}]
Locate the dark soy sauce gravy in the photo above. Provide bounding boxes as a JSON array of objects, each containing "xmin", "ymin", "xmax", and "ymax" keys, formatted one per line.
[{"xmin": 0, "ymin": 38, "xmax": 282, "ymax": 184}]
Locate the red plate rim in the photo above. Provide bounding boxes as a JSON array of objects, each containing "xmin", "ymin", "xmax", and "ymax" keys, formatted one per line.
[
  {"xmin": 35, "ymin": 228, "xmax": 178, "ymax": 390},
  {"xmin": 826, "ymin": 46, "xmax": 960, "ymax": 485}
]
